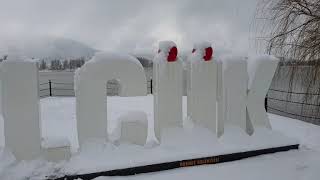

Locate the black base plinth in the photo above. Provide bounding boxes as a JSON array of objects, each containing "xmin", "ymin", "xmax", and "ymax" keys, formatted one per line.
[{"xmin": 49, "ymin": 144, "xmax": 299, "ymax": 180}]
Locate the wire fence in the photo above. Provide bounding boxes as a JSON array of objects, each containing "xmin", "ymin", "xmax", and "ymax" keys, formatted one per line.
[
  {"xmin": 269, "ymin": 88, "xmax": 320, "ymax": 96},
  {"xmin": 266, "ymin": 89, "xmax": 320, "ymax": 125},
  {"xmin": 40, "ymin": 80, "xmax": 320, "ymax": 124},
  {"xmin": 39, "ymin": 79, "xmax": 153, "ymax": 98}
]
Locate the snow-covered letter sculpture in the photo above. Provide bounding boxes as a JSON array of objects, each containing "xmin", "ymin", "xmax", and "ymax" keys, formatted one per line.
[
  {"xmin": 0, "ymin": 65, "xmax": 3, "ymax": 147},
  {"xmin": 222, "ymin": 57, "xmax": 249, "ymax": 133},
  {"xmin": 1, "ymin": 61, "xmax": 41, "ymax": 160},
  {"xmin": 75, "ymin": 52, "xmax": 147, "ymax": 148},
  {"xmin": 153, "ymin": 41, "xmax": 183, "ymax": 141},
  {"xmin": 117, "ymin": 111, "xmax": 148, "ymax": 146},
  {"xmin": 247, "ymin": 55, "xmax": 279, "ymax": 129},
  {"xmin": 187, "ymin": 42, "xmax": 221, "ymax": 136}
]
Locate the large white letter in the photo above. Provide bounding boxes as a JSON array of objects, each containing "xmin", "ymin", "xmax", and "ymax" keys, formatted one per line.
[
  {"xmin": 0, "ymin": 63, "xmax": 4, "ymax": 147},
  {"xmin": 1, "ymin": 61, "xmax": 41, "ymax": 160},
  {"xmin": 187, "ymin": 42, "xmax": 220, "ymax": 136},
  {"xmin": 75, "ymin": 52, "xmax": 147, "ymax": 148},
  {"xmin": 153, "ymin": 41, "xmax": 183, "ymax": 141},
  {"xmin": 247, "ymin": 55, "xmax": 279, "ymax": 129},
  {"xmin": 222, "ymin": 56, "xmax": 249, "ymax": 133}
]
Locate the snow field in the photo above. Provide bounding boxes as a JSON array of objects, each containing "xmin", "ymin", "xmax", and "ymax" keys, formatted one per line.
[{"xmin": 0, "ymin": 96, "xmax": 319, "ymax": 179}]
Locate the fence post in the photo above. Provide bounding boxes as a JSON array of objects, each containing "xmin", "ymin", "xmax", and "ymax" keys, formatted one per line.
[
  {"xmin": 49, "ymin": 80, "xmax": 52, "ymax": 96},
  {"xmin": 150, "ymin": 78, "xmax": 153, "ymax": 94},
  {"xmin": 265, "ymin": 94, "xmax": 268, "ymax": 111}
]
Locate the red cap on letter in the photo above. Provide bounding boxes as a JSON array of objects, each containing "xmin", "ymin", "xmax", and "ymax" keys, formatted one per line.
[
  {"xmin": 203, "ymin": 47, "xmax": 213, "ymax": 61},
  {"xmin": 167, "ymin": 46, "xmax": 178, "ymax": 62}
]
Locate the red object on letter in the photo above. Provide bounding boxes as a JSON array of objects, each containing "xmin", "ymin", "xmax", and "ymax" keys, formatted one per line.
[
  {"xmin": 167, "ymin": 46, "xmax": 178, "ymax": 62},
  {"xmin": 203, "ymin": 47, "xmax": 213, "ymax": 61}
]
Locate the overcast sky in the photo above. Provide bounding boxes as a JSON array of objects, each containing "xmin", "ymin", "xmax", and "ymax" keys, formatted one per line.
[{"xmin": 0, "ymin": 0, "xmax": 260, "ymax": 55}]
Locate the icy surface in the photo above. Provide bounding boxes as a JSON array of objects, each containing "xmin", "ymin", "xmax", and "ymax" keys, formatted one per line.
[{"xmin": 0, "ymin": 96, "xmax": 319, "ymax": 179}]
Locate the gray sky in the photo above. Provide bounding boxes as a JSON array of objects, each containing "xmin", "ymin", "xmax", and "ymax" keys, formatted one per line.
[{"xmin": 0, "ymin": 0, "xmax": 259, "ymax": 55}]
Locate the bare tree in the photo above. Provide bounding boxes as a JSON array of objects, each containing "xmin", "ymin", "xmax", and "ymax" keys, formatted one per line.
[
  {"xmin": 257, "ymin": 0, "xmax": 320, "ymax": 62},
  {"xmin": 254, "ymin": 0, "xmax": 320, "ymax": 124}
]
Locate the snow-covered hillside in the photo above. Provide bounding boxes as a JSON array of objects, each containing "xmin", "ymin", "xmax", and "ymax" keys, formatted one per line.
[{"xmin": 0, "ymin": 35, "xmax": 96, "ymax": 61}]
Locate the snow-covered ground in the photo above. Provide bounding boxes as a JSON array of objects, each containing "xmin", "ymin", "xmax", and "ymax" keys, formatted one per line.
[{"xmin": 0, "ymin": 96, "xmax": 320, "ymax": 179}]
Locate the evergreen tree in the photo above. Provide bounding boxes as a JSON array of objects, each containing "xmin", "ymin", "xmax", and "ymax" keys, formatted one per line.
[
  {"xmin": 50, "ymin": 59, "xmax": 63, "ymax": 70},
  {"xmin": 79, "ymin": 57, "xmax": 86, "ymax": 67},
  {"xmin": 58, "ymin": 60, "xmax": 63, "ymax": 70},
  {"xmin": 63, "ymin": 60, "xmax": 70, "ymax": 70},
  {"xmin": 0, "ymin": 55, "xmax": 8, "ymax": 62},
  {"xmin": 69, "ymin": 59, "xmax": 76, "ymax": 69},
  {"xmin": 39, "ymin": 60, "xmax": 47, "ymax": 70}
]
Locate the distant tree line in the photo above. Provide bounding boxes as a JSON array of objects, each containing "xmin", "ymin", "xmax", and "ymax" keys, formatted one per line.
[
  {"xmin": 38, "ymin": 57, "xmax": 86, "ymax": 71},
  {"xmin": 3, "ymin": 55, "xmax": 152, "ymax": 70},
  {"xmin": 0, "ymin": 55, "xmax": 8, "ymax": 62}
]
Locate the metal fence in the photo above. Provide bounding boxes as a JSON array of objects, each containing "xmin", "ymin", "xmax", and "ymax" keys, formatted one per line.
[
  {"xmin": 266, "ymin": 89, "xmax": 320, "ymax": 125},
  {"xmin": 39, "ymin": 79, "xmax": 153, "ymax": 98},
  {"xmin": 39, "ymin": 81, "xmax": 74, "ymax": 98},
  {"xmin": 40, "ymin": 80, "xmax": 320, "ymax": 125}
]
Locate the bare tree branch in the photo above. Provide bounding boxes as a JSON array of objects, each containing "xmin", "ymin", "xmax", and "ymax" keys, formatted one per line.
[{"xmin": 256, "ymin": 0, "xmax": 320, "ymax": 62}]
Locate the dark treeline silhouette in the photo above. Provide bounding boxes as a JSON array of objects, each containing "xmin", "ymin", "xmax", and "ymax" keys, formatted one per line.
[
  {"xmin": 0, "ymin": 55, "xmax": 8, "ymax": 62},
  {"xmin": 4, "ymin": 55, "xmax": 151, "ymax": 70},
  {"xmin": 38, "ymin": 57, "xmax": 87, "ymax": 71}
]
